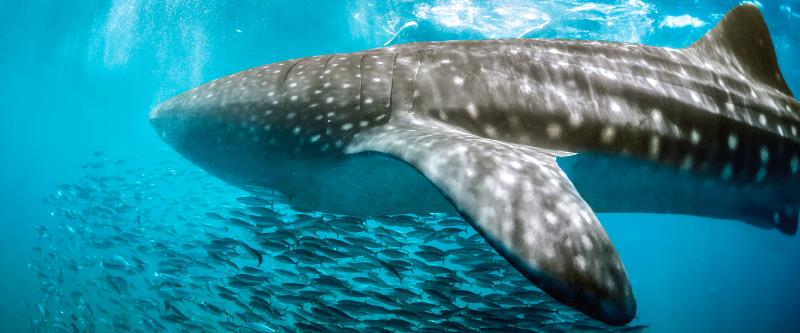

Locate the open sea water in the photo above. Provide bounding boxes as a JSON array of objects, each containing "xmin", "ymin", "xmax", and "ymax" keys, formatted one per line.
[{"xmin": 1, "ymin": 1, "xmax": 799, "ymax": 332}]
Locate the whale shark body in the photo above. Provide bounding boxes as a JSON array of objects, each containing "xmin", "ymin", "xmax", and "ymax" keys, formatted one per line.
[{"xmin": 150, "ymin": 5, "xmax": 798, "ymax": 325}]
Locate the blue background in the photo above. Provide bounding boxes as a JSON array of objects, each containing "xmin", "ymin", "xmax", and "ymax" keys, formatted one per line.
[{"xmin": 1, "ymin": 1, "xmax": 799, "ymax": 332}]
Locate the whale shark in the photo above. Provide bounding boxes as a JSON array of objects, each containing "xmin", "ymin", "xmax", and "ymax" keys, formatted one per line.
[{"xmin": 149, "ymin": 5, "xmax": 798, "ymax": 325}]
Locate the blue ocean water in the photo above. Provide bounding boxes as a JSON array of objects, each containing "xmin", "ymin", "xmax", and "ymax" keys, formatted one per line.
[{"xmin": 1, "ymin": 1, "xmax": 799, "ymax": 332}]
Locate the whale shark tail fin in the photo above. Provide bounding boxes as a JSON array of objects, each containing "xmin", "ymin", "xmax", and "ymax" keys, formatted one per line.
[
  {"xmin": 347, "ymin": 114, "xmax": 636, "ymax": 325},
  {"xmin": 690, "ymin": 4, "xmax": 793, "ymax": 97}
]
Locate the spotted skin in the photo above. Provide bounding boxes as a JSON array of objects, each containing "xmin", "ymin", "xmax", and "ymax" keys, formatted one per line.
[
  {"xmin": 347, "ymin": 113, "xmax": 635, "ymax": 324},
  {"xmin": 150, "ymin": 5, "xmax": 798, "ymax": 325}
]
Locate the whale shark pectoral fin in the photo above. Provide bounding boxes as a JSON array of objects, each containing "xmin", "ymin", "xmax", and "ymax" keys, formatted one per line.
[
  {"xmin": 690, "ymin": 4, "xmax": 793, "ymax": 97},
  {"xmin": 346, "ymin": 116, "xmax": 636, "ymax": 325}
]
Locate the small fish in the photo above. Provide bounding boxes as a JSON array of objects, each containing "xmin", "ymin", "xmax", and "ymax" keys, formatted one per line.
[
  {"xmin": 274, "ymin": 254, "xmax": 296, "ymax": 265},
  {"xmin": 236, "ymin": 196, "xmax": 270, "ymax": 206},
  {"xmin": 205, "ymin": 212, "xmax": 225, "ymax": 220},
  {"xmin": 378, "ymin": 259, "xmax": 402, "ymax": 280},
  {"xmin": 239, "ymin": 242, "xmax": 263, "ymax": 266},
  {"xmin": 226, "ymin": 217, "xmax": 254, "ymax": 228},
  {"xmin": 242, "ymin": 322, "xmax": 276, "ymax": 333},
  {"xmin": 100, "ymin": 255, "xmax": 130, "ymax": 271}
]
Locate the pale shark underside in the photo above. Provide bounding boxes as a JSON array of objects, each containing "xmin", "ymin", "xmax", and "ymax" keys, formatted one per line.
[{"xmin": 150, "ymin": 5, "xmax": 799, "ymax": 325}]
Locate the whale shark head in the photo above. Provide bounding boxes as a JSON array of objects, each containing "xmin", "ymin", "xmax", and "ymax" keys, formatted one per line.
[
  {"xmin": 150, "ymin": 60, "xmax": 311, "ymax": 175},
  {"xmin": 151, "ymin": 4, "xmax": 799, "ymax": 326},
  {"xmin": 148, "ymin": 82, "xmax": 258, "ymax": 174},
  {"xmin": 150, "ymin": 55, "xmax": 395, "ymax": 189}
]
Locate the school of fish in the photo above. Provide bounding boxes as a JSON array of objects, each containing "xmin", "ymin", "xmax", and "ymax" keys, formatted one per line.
[{"xmin": 27, "ymin": 153, "xmax": 650, "ymax": 332}]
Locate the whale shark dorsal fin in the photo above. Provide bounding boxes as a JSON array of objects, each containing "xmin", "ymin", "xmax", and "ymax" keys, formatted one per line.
[
  {"xmin": 347, "ymin": 114, "xmax": 636, "ymax": 325},
  {"xmin": 690, "ymin": 4, "xmax": 793, "ymax": 97}
]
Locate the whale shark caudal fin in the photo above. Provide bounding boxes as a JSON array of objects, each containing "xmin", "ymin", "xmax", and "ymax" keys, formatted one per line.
[
  {"xmin": 689, "ymin": 4, "xmax": 793, "ymax": 97},
  {"xmin": 347, "ymin": 114, "xmax": 636, "ymax": 325}
]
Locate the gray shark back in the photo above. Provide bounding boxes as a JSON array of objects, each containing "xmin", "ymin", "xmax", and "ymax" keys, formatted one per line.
[
  {"xmin": 150, "ymin": 4, "xmax": 799, "ymax": 325},
  {"xmin": 379, "ymin": 6, "xmax": 800, "ymax": 233}
]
